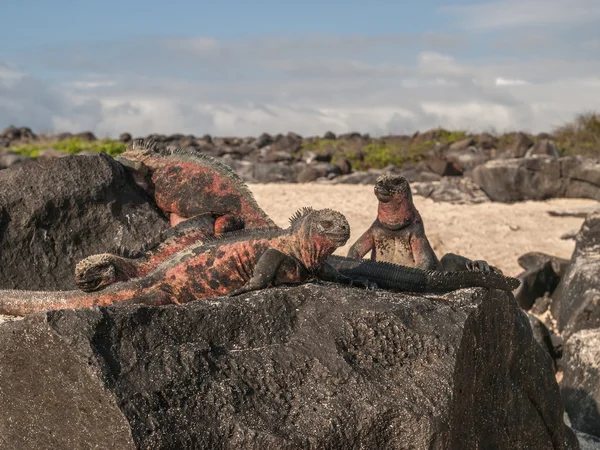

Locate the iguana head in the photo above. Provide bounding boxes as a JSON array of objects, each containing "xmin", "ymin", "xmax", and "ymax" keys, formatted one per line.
[
  {"xmin": 374, "ymin": 174, "xmax": 412, "ymax": 203},
  {"xmin": 114, "ymin": 139, "xmax": 159, "ymax": 192},
  {"xmin": 374, "ymin": 174, "xmax": 419, "ymax": 229},
  {"xmin": 289, "ymin": 207, "xmax": 350, "ymax": 269}
]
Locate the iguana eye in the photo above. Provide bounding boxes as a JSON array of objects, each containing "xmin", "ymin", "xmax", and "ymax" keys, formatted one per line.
[{"xmin": 321, "ymin": 220, "xmax": 333, "ymax": 229}]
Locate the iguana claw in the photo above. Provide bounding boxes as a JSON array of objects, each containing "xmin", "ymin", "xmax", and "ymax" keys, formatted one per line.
[
  {"xmin": 466, "ymin": 260, "xmax": 491, "ymax": 272},
  {"xmin": 349, "ymin": 277, "xmax": 378, "ymax": 290}
]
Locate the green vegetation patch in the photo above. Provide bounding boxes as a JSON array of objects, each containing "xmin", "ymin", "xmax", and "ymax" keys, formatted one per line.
[
  {"xmin": 301, "ymin": 128, "xmax": 468, "ymax": 170},
  {"xmin": 9, "ymin": 137, "xmax": 126, "ymax": 158},
  {"xmin": 553, "ymin": 112, "xmax": 600, "ymax": 156}
]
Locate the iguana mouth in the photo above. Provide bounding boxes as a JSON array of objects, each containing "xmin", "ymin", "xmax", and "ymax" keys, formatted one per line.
[
  {"xmin": 328, "ymin": 231, "xmax": 350, "ymax": 246},
  {"xmin": 374, "ymin": 187, "xmax": 394, "ymax": 202}
]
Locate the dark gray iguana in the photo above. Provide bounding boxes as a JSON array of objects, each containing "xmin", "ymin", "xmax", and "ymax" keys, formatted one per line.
[
  {"xmin": 0, "ymin": 207, "xmax": 520, "ymax": 316},
  {"xmin": 347, "ymin": 174, "xmax": 500, "ymax": 273}
]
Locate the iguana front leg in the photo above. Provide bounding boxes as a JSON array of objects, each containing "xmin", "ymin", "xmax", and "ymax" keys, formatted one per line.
[
  {"xmin": 227, "ymin": 249, "xmax": 291, "ymax": 297},
  {"xmin": 347, "ymin": 230, "xmax": 374, "ymax": 259},
  {"xmin": 409, "ymin": 225, "xmax": 440, "ymax": 270},
  {"xmin": 316, "ymin": 262, "xmax": 378, "ymax": 290}
]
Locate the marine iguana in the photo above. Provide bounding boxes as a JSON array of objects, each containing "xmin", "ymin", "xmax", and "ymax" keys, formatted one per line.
[
  {"xmin": 0, "ymin": 207, "xmax": 363, "ymax": 316},
  {"xmin": 75, "ymin": 213, "xmax": 221, "ymax": 292},
  {"xmin": 347, "ymin": 174, "xmax": 497, "ymax": 272},
  {"xmin": 115, "ymin": 138, "xmax": 275, "ymax": 231},
  {"xmin": 326, "ymin": 255, "xmax": 519, "ymax": 293},
  {"xmin": 0, "ymin": 205, "xmax": 520, "ymax": 317},
  {"xmin": 74, "ymin": 215, "xmax": 520, "ymax": 297},
  {"xmin": 74, "ymin": 154, "xmax": 517, "ymax": 295}
]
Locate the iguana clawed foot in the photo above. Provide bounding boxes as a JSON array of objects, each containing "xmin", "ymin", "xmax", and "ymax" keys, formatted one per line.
[
  {"xmin": 465, "ymin": 259, "xmax": 503, "ymax": 274},
  {"xmin": 349, "ymin": 277, "xmax": 378, "ymax": 290}
]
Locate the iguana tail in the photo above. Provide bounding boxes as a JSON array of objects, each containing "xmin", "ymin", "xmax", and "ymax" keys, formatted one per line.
[
  {"xmin": 327, "ymin": 256, "xmax": 520, "ymax": 293},
  {"xmin": 0, "ymin": 283, "xmax": 170, "ymax": 316}
]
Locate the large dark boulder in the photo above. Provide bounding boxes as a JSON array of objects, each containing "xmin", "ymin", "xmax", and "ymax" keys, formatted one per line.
[
  {"xmin": 562, "ymin": 328, "xmax": 600, "ymax": 439},
  {"xmin": 551, "ymin": 211, "xmax": 600, "ymax": 337},
  {"xmin": 0, "ymin": 284, "xmax": 578, "ymax": 449},
  {"xmin": 550, "ymin": 210, "xmax": 600, "ymax": 440},
  {"xmin": 472, "ymin": 156, "xmax": 564, "ymax": 202},
  {"xmin": 0, "ymin": 153, "xmax": 169, "ymax": 290},
  {"xmin": 514, "ymin": 252, "xmax": 568, "ymax": 310},
  {"xmin": 472, "ymin": 156, "xmax": 600, "ymax": 203}
]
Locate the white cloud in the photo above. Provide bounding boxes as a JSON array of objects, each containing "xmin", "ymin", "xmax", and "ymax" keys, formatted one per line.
[
  {"xmin": 442, "ymin": 0, "xmax": 600, "ymax": 30},
  {"xmin": 495, "ymin": 78, "xmax": 530, "ymax": 86},
  {"xmin": 1, "ymin": 28, "xmax": 599, "ymax": 138}
]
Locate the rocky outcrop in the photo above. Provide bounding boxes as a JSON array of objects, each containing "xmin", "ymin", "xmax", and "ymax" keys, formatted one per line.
[
  {"xmin": 473, "ymin": 156, "xmax": 600, "ymax": 203},
  {"xmin": 0, "ymin": 153, "xmax": 169, "ymax": 290},
  {"xmin": 551, "ymin": 211, "xmax": 600, "ymax": 336},
  {"xmin": 562, "ymin": 329, "xmax": 600, "ymax": 439},
  {"xmin": 0, "ymin": 284, "xmax": 578, "ymax": 449},
  {"xmin": 514, "ymin": 252, "xmax": 569, "ymax": 310},
  {"xmin": 2, "ymin": 125, "xmax": 600, "ymax": 205},
  {"xmin": 412, "ymin": 176, "xmax": 490, "ymax": 204},
  {"xmin": 545, "ymin": 209, "xmax": 600, "ymax": 440}
]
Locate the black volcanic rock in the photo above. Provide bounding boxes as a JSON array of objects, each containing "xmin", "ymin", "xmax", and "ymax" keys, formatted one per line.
[
  {"xmin": 552, "ymin": 211, "xmax": 600, "ymax": 337},
  {"xmin": 0, "ymin": 153, "xmax": 169, "ymax": 290},
  {"xmin": 0, "ymin": 285, "xmax": 578, "ymax": 449}
]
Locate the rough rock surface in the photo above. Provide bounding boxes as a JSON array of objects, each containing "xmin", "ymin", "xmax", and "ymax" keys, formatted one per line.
[
  {"xmin": 473, "ymin": 156, "xmax": 600, "ymax": 203},
  {"xmin": 412, "ymin": 177, "xmax": 490, "ymax": 204},
  {"xmin": 574, "ymin": 429, "xmax": 600, "ymax": 450},
  {"xmin": 562, "ymin": 328, "xmax": 600, "ymax": 439},
  {"xmin": 0, "ymin": 153, "xmax": 169, "ymax": 290},
  {"xmin": 473, "ymin": 156, "xmax": 564, "ymax": 202},
  {"xmin": 0, "ymin": 284, "xmax": 578, "ymax": 449},
  {"xmin": 551, "ymin": 211, "xmax": 600, "ymax": 337}
]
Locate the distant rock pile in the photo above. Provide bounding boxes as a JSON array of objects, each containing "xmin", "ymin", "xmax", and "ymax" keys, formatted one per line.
[{"xmin": 1, "ymin": 125, "xmax": 599, "ymax": 204}]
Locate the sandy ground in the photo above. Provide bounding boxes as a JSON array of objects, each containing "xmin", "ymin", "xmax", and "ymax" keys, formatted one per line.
[{"xmin": 249, "ymin": 183, "xmax": 598, "ymax": 277}]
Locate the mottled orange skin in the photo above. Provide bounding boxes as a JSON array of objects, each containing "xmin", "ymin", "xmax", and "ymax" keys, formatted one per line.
[
  {"xmin": 157, "ymin": 233, "xmax": 330, "ymax": 300},
  {"xmin": 1, "ymin": 208, "xmax": 351, "ymax": 316},
  {"xmin": 0, "ymin": 285, "xmax": 171, "ymax": 317},
  {"xmin": 134, "ymin": 226, "xmax": 211, "ymax": 278},
  {"xmin": 120, "ymin": 149, "xmax": 275, "ymax": 234},
  {"xmin": 348, "ymin": 175, "xmax": 440, "ymax": 270},
  {"xmin": 74, "ymin": 214, "xmax": 219, "ymax": 292}
]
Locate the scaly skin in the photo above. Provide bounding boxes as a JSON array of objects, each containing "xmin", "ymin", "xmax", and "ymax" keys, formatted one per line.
[
  {"xmin": 0, "ymin": 208, "xmax": 360, "ymax": 316},
  {"xmin": 347, "ymin": 174, "xmax": 497, "ymax": 273},
  {"xmin": 116, "ymin": 138, "xmax": 275, "ymax": 232},
  {"xmin": 76, "ymin": 173, "xmax": 500, "ymax": 292},
  {"xmin": 327, "ymin": 255, "xmax": 520, "ymax": 293},
  {"xmin": 75, "ymin": 213, "xmax": 220, "ymax": 292}
]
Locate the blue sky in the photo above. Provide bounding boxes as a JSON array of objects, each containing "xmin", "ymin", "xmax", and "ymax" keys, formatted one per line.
[
  {"xmin": 1, "ymin": 0, "xmax": 599, "ymax": 137},
  {"xmin": 2, "ymin": 0, "xmax": 453, "ymax": 43}
]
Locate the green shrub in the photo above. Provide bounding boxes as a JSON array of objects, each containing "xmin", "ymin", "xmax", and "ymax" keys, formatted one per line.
[
  {"xmin": 10, "ymin": 137, "xmax": 126, "ymax": 158},
  {"xmin": 553, "ymin": 112, "xmax": 600, "ymax": 156}
]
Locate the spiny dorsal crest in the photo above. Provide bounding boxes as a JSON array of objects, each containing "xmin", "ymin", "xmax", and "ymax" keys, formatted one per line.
[
  {"xmin": 289, "ymin": 206, "xmax": 315, "ymax": 229},
  {"xmin": 376, "ymin": 173, "xmax": 408, "ymax": 186},
  {"xmin": 128, "ymin": 138, "xmax": 160, "ymax": 155},
  {"xmin": 163, "ymin": 145, "xmax": 260, "ymax": 201},
  {"xmin": 112, "ymin": 244, "xmax": 145, "ymax": 259},
  {"xmin": 203, "ymin": 226, "xmax": 285, "ymax": 244}
]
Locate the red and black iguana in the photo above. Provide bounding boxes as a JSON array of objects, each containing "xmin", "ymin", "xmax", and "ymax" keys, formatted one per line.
[
  {"xmin": 73, "ymin": 147, "xmax": 517, "ymax": 296},
  {"xmin": 347, "ymin": 174, "xmax": 499, "ymax": 273},
  {"xmin": 0, "ymin": 208, "xmax": 363, "ymax": 316},
  {"xmin": 0, "ymin": 206, "xmax": 520, "ymax": 316},
  {"xmin": 115, "ymin": 138, "xmax": 275, "ymax": 231}
]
